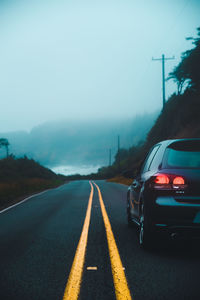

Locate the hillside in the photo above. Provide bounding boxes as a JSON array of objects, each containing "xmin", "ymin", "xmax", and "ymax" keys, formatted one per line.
[
  {"xmin": 0, "ymin": 156, "xmax": 66, "ymax": 210},
  {"xmin": 0, "ymin": 113, "xmax": 158, "ymax": 168},
  {"xmin": 146, "ymin": 90, "xmax": 200, "ymax": 145},
  {"xmin": 97, "ymin": 28, "xmax": 200, "ymax": 180}
]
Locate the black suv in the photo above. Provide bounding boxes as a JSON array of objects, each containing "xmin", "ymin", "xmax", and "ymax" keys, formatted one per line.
[{"xmin": 127, "ymin": 138, "xmax": 200, "ymax": 249}]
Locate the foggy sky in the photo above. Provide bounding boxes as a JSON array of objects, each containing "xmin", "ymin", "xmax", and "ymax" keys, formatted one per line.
[{"xmin": 0, "ymin": 0, "xmax": 200, "ymax": 132}]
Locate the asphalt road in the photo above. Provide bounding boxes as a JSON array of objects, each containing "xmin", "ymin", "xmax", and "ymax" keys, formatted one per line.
[{"xmin": 0, "ymin": 180, "xmax": 200, "ymax": 300}]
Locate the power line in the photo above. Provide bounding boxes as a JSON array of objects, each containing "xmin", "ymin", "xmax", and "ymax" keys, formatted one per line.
[{"xmin": 152, "ymin": 54, "xmax": 175, "ymax": 110}]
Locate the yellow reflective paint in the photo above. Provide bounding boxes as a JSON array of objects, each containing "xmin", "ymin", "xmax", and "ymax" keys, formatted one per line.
[
  {"xmin": 94, "ymin": 182, "xmax": 132, "ymax": 300},
  {"xmin": 63, "ymin": 181, "xmax": 94, "ymax": 300},
  {"xmin": 86, "ymin": 266, "xmax": 98, "ymax": 270}
]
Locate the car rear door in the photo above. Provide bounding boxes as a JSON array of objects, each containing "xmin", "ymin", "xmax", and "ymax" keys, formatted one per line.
[{"xmin": 130, "ymin": 144, "xmax": 161, "ymax": 221}]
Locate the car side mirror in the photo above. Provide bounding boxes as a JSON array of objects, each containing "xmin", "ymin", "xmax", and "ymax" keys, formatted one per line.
[{"xmin": 131, "ymin": 179, "xmax": 141, "ymax": 190}]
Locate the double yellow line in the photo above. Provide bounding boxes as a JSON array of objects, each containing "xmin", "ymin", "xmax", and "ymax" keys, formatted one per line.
[{"xmin": 63, "ymin": 181, "xmax": 132, "ymax": 300}]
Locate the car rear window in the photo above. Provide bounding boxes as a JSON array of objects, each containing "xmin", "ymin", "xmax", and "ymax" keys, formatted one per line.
[{"xmin": 163, "ymin": 140, "xmax": 200, "ymax": 169}]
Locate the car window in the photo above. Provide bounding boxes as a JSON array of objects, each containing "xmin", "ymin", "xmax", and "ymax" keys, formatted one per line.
[
  {"xmin": 148, "ymin": 145, "xmax": 163, "ymax": 171},
  {"xmin": 163, "ymin": 140, "xmax": 200, "ymax": 169},
  {"xmin": 164, "ymin": 148, "xmax": 200, "ymax": 169},
  {"xmin": 142, "ymin": 145, "xmax": 160, "ymax": 173}
]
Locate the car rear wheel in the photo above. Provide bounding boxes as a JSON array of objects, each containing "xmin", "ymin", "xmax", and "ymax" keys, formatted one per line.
[{"xmin": 139, "ymin": 203, "xmax": 154, "ymax": 250}]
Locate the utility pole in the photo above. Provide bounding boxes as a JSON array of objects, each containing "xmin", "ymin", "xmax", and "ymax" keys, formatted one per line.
[
  {"xmin": 109, "ymin": 148, "xmax": 111, "ymax": 166},
  {"xmin": 117, "ymin": 135, "xmax": 120, "ymax": 173},
  {"xmin": 152, "ymin": 54, "xmax": 175, "ymax": 110}
]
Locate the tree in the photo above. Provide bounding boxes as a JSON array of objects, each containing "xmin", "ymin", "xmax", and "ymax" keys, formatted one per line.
[
  {"xmin": 0, "ymin": 138, "xmax": 10, "ymax": 158},
  {"xmin": 168, "ymin": 27, "xmax": 200, "ymax": 94}
]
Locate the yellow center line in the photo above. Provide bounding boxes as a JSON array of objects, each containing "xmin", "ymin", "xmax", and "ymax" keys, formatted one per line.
[
  {"xmin": 63, "ymin": 181, "xmax": 94, "ymax": 300},
  {"xmin": 93, "ymin": 182, "xmax": 132, "ymax": 300}
]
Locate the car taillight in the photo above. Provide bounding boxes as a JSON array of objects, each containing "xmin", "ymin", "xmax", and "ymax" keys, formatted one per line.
[
  {"xmin": 172, "ymin": 176, "xmax": 186, "ymax": 189},
  {"xmin": 153, "ymin": 174, "xmax": 187, "ymax": 190},
  {"xmin": 155, "ymin": 174, "xmax": 169, "ymax": 185},
  {"xmin": 173, "ymin": 177, "xmax": 185, "ymax": 185}
]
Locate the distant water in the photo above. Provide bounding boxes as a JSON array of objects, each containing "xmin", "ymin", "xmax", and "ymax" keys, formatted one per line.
[{"xmin": 51, "ymin": 165, "xmax": 101, "ymax": 176}]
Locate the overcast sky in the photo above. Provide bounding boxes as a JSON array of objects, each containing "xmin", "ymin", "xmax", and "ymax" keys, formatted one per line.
[{"xmin": 0, "ymin": 0, "xmax": 199, "ymax": 132}]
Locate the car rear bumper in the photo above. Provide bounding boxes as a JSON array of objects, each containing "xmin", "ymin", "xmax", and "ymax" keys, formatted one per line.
[
  {"xmin": 156, "ymin": 196, "xmax": 200, "ymax": 207},
  {"xmin": 152, "ymin": 196, "xmax": 200, "ymax": 237},
  {"xmin": 154, "ymin": 224, "xmax": 200, "ymax": 239}
]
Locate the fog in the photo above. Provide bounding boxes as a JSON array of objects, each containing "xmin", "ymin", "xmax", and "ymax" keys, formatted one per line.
[
  {"xmin": 0, "ymin": 112, "xmax": 157, "ymax": 173},
  {"xmin": 0, "ymin": 0, "xmax": 200, "ymax": 174},
  {"xmin": 0, "ymin": 0, "xmax": 200, "ymax": 132}
]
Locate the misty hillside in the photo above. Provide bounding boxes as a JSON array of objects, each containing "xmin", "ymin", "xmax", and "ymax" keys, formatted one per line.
[
  {"xmin": 0, "ymin": 156, "xmax": 65, "ymax": 209},
  {"xmin": 0, "ymin": 156, "xmax": 57, "ymax": 182},
  {"xmin": 146, "ymin": 28, "xmax": 200, "ymax": 146},
  {"xmin": 146, "ymin": 91, "xmax": 200, "ymax": 146},
  {"xmin": 98, "ymin": 28, "xmax": 200, "ymax": 179},
  {"xmin": 98, "ymin": 90, "xmax": 200, "ymax": 179},
  {"xmin": 0, "ymin": 112, "xmax": 158, "ymax": 167}
]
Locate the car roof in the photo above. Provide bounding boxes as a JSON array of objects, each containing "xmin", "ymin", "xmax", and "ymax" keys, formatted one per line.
[{"xmin": 155, "ymin": 138, "xmax": 200, "ymax": 148}]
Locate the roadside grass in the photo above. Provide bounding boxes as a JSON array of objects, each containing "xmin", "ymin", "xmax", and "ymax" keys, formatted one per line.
[
  {"xmin": 107, "ymin": 176, "xmax": 133, "ymax": 186},
  {"xmin": 0, "ymin": 178, "xmax": 65, "ymax": 210}
]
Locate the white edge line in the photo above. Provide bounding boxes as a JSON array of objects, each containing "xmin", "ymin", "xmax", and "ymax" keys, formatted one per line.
[{"xmin": 0, "ymin": 189, "xmax": 51, "ymax": 214}]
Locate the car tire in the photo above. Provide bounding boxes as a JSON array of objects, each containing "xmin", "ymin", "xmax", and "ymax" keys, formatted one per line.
[{"xmin": 139, "ymin": 203, "xmax": 154, "ymax": 250}]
